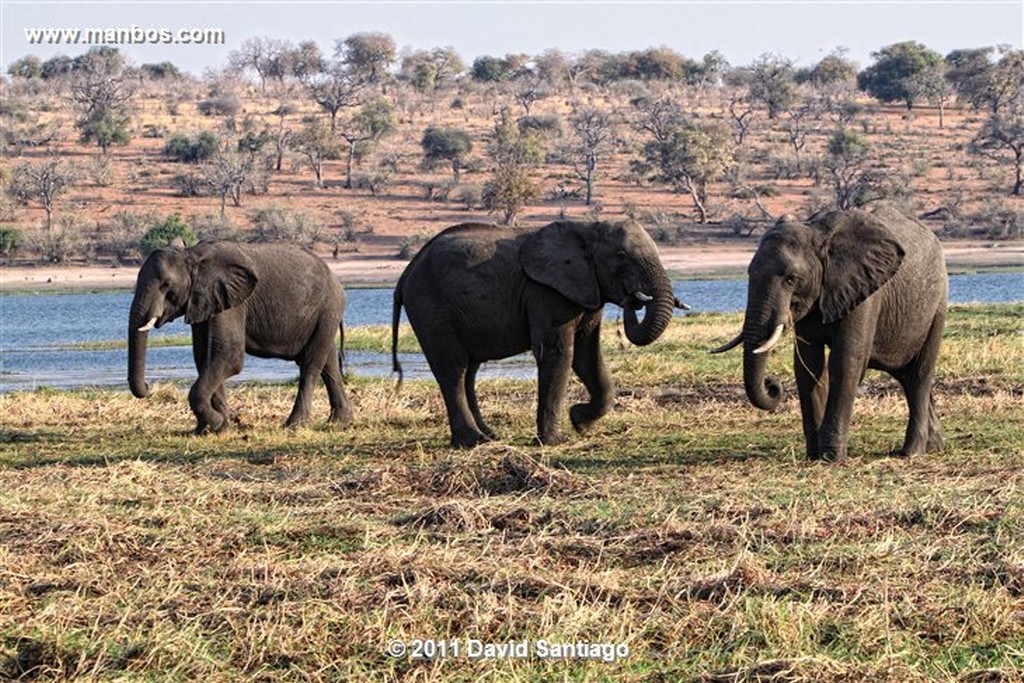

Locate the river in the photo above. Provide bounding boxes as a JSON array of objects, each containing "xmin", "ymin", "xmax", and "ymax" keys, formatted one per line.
[{"xmin": 1, "ymin": 273, "xmax": 1020, "ymax": 391}]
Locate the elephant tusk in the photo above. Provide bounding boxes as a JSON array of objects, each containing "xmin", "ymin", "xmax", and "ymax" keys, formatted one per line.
[
  {"xmin": 674, "ymin": 296, "xmax": 691, "ymax": 311},
  {"xmin": 708, "ymin": 332, "xmax": 743, "ymax": 354},
  {"xmin": 753, "ymin": 324, "xmax": 786, "ymax": 355},
  {"xmin": 634, "ymin": 291, "xmax": 653, "ymax": 302},
  {"xmin": 137, "ymin": 316, "xmax": 159, "ymax": 332}
]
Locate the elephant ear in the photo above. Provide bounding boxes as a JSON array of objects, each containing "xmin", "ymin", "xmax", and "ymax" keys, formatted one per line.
[
  {"xmin": 819, "ymin": 211, "xmax": 905, "ymax": 324},
  {"xmin": 185, "ymin": 246, "xmax": 259, "ymax": 324},
  {"xmin": 519, "ymin": 222, "xmax": 600, "ymax": 309}
]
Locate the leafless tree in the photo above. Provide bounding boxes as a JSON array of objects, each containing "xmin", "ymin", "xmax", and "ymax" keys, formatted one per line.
[
  {"xmin": 306, "ymin": 63, "xmax": 366, "ymax": 131},
  {"xmin": 568, "ymin": 107, "xmax": 617, "ymax": 205},
  {"xmin": 8, "ymin": 158, "xmax": 78, "ymax": 231}
]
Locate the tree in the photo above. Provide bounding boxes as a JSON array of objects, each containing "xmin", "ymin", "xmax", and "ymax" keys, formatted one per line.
[
  {"xmin": 7, "ymin": 55, "xmax": 43, "ymax": 79},
  {"xmin": 306, "ymin": 63, "xmax": 366, "ymax": 131},
  {"xmin": 228, "ymin": 36, "xmax": 287, "ymax": 93},
  {"xmin": 421, "ymin": 127, "xmax": 473, "ymax": 183},
  {"xmin": 337, "ymin": 32, "xmax": 396, "ymax": 84},
  {"xmin": 818, "ymin": 128, "xmax": 904, "ymax": 209},
  {"xmin": 203, "ymin": 150, "xmax": 256, "ymax": 214},
  {"xmin": 71, "ymin": 47, "xmax": 134, "ymax": 154},
  {"xmin": 482, "ymin": 165, "xmax": 538, "ymax": 225},
  {"xmin": 857, "ymin": 41, "xmax": 944, "ymax": 109},
  {"xmin": 945, "ymin": 47, "xmax": 995, "ymax": 111},
  {"xmin": 970, "ymin": 112, "xmax": 1024, "ymax": 195},
  {"xmin": 471, "ymin": 55, "xmax": 511, "ymax": 83},
  {"xmin": 293, "ymin": 118, "xmax": 343, "ymax": 189},
  {"xmin": 907, "ymin": 59, "xmax": 952, "ymax": 127},
  {"xmin": 567, "ymin": 107, "xmax": 616, "ymax": 205},
  {"xmin": 8, "ymin": 159, "xmax": 78, "ymax": 231},
  {"xmin": 749, "ymin": 53, "xmax": 797, "ymax": 118},
  {"xmin": 643, "ymin": 120, "xmax": 732, "ymax": 223},
  {"xmin": 339, "ymin": 98, "xmax": 397, "ymax": 189}
]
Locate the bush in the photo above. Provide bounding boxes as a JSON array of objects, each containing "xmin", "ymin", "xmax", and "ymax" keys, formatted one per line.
[
  {"xmin": 0, "ymin": 225, "xmax": 22, "ymax": 257},
  {"xmin": 140, "ymin": 214, "xmax": 197, "ymax": 255},
  {"xmin": 248, "ymin": 206, "xmax": 321, "ymax": 245},
  {"xmin": 164, "ymin": 131, "xmax": 220, "ymax": 163},
  {"xmin": 197, "ymin": 94, "xmax": 241, "ymax": 117},
  {"xmin": 189, "ymin": 212, "xmax": 239, "ymax": 242}
]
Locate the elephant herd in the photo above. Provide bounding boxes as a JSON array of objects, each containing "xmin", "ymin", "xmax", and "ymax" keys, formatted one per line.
[{"xmin": 128, "ymin": 203, "xmax": 948, "ymax": 463}]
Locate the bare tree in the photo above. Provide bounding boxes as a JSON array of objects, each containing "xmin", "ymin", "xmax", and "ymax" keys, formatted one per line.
[
  {"xmin": 567, "ymin": 107, "xmax": 617, "ymax": 205},
  {"xmin": 727, "ymin": 91, "xmax": 758, "ymax": 146},
  {"xmin": 203, "ymin": 150, "xmax": 255, "ymax": 215},
  {"xmin": 306, "ymin": 63, "xmax": 366, "ymax": 131},
  {"xmin": 229, "ymin": 36, "xmax": 288, "ymax": 94},
  {"xmin": 8, "ymin": 159, "xmax": 78, "ymax": 231}
]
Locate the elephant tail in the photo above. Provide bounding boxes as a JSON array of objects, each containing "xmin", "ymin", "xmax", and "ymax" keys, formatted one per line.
[
  {"xmin": 391, "ymin": 282, "xmax": 404, "ymax": 392},
  {"xmin": 338, "ymin": 320, "xmax": 346, "ymax": 377}
]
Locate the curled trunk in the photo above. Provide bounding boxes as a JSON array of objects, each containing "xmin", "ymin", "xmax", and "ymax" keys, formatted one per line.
[
  {"xmin": 623, "ymin": 271, "xmax": 675, "ymax": 346},
  {"xmin": 743, "ymin": 348, "xmax": 784, "ymax": 410}
]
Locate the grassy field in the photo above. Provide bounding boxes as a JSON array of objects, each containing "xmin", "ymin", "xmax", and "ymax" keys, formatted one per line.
[{"xmin": 1, "ymin": 304, "xmax": 1022, "ymax": 681}]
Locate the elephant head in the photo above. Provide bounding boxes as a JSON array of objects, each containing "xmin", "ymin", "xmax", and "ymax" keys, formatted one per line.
[
  {"xmin": 519, "ymin": 221, "xmax": 675, "ymax": 346},
  {"xmin": 712, "ymin": 211, "xmax": 905, "ymax": 409},
  {"xmin": 128, "ymin": 242, "xmax": 258, "ymax": 398}
]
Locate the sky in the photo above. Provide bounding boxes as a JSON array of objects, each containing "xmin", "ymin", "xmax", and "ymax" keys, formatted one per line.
[{"xmin": 1, "ymin": 1, "xmax": 1022, "ymax": 76}]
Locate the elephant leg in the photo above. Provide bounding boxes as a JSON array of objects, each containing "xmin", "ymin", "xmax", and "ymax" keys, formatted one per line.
[
  {"xmin": 190, "ymin": 322, "xmax": 232, "ymax": 434},
  {"xmin": 417, "ymin": 328, "xmax": 487, "ymax": 448},
  {"xmin": 896, "ymin": 312, "xmax": 946, "ymax": 456},
  {"xmin": 569, "ymin": 313, "xmax": 613, "ymax": 433},
  {"xmin": 322, "ymin": 350, "xmax": 353, "ymax": 426},
  {"xmin": 285, "ymin": 354, "xmax": 319, "ymax": 428},
  {"xmin": 794, "ymin": 339, "xmax": 827, "ymax": 460},
  {"xmin": 189, "ymin": 353, "xmax": 242, "ymax": 434},
  {"xmin": 818, "ymin": 339, "xmax": 869, "ymax": 463},
  {"xmin": 532, "ymin": 324, "xmax": 575, "ymax": 445},
  {"xmin": 465, "ymin": 361, "xmax": 496, "ymax": 440}
]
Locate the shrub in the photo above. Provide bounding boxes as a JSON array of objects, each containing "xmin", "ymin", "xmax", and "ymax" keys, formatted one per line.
[
  {"xmin": 140, "ymin": 214, "xmax": 197, "ymax": 255},
  {"xmin": 197, "ymin": 94, "xmax": 241, "ymax": 117},
  {"xmin": 189, "ymin": 212, "xmax": 239, "ymax": 242},
  {"xmin": 164, "ymin": 131, "xmax": 221, "ymax": 163},
  {"xmin": 0, "ymin": 225, "xmax": 22, "ymax": 258},
  {"xmin": 248, "ymin": 206, "xmax": 321, "ymax": 245}
]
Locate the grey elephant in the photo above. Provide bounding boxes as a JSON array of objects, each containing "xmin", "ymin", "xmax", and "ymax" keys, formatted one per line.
[
  {"xmin": 712, "ymin": 204, "xmax": 947, "ymax": 462},
  {"xmin": 128, "ymin": 240, "xmax": 352, "ymax": 433},
  {"xmin": 392, "ymin": 221, "xmax": 677, "ymax": 448}
]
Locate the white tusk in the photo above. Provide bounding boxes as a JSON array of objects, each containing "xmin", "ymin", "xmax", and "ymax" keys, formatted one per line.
[
  {"xmin": 634, "ymin": 291, "xmax": 653, "ymax": 302},
  {"xmin": 753, "ymin": 324, "xmax": 785, "ymax": 355},
  {"xmin": 137, "ymin": 316, "xmax": 159, "ymax": 332}
]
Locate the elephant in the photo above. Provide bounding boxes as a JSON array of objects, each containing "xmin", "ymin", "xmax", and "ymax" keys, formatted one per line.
[
  {"xmin": 391, "ymin": 220, "xmax": 678, "ymax": 448},
  {"xmin": 128, "ymin": 240, "xmax": 352, "ymax": 433},
  {"xmin": 711, "ymin": 204, "xmax": 947, "ymax": 462}
]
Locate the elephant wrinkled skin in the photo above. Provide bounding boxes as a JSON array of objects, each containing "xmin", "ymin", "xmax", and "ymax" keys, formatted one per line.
[
  {"xmin": 392, "ymin": 221, "xmax": 676, "ymax": 448},
  {"xmin": 128, "ymin": 240, "xmax": 352, "ymax": 433},
  {"xmin": 712, "ymin": 204, "xmax": 947, "ymax": 462}
]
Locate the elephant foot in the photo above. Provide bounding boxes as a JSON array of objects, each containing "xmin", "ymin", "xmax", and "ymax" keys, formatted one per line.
[
  {"xmin": 569, "ymin": 403, "xmax": 606, "ymax": 433},
  {"xmin": 194, "ymin": 418, "xmax": 229, "ymax": 436},
  {"xmin": 328, "ymin": 407, "xmax": 354, "ymax": 427},
  {"xmin": 533, "ymin": 432, "xmax": 566, "ymax": 447},
  {"xmin": 810, "ymin": 450, "xmax": 847, "ymax": 464},
  {"xmin": 927, "ymin": 432, "xmax": 945, "ymax": 453},
  {"xmin": 450, "ymin": 430, "xmax": 491, "ymax": 449}
]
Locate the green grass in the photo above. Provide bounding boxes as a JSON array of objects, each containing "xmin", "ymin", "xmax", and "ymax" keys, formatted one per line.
[{"xmin": 0, "ymin": 304, "xmax": 1022, "ymax": 680}]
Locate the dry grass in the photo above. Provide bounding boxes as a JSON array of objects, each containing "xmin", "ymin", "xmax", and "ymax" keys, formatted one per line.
[{"xmin": 1, "ymin": 305, "xmax": 1022, "ymax": 680}]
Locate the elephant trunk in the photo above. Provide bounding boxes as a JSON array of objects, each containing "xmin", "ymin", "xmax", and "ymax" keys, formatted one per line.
[
  {"xmin": 741, "ymin": 305, "xmax": 785, "ymax": 410},
  {"xmin": 128, "ymin": 301, "xmax": 153, "ymax": 399},
  {"xmin": 743, "ymin": 347, "xmax": 783, "ymax": 410},
  {"xmin": 622, "ymin": 269, "xmax": 674, "ymax": 347}
]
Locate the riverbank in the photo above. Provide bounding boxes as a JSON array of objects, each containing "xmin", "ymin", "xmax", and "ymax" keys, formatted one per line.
[{"xmin": 1, "ymin": 239, "xmax": 1022, "ymax": 293}]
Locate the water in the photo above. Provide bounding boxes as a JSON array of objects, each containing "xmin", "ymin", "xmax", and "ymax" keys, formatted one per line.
[{"xmin": 1, "ymin": 273, "xmax": 1020, "ymax": 392}]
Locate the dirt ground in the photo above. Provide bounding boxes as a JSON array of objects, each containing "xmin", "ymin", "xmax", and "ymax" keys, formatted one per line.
[{"xmin": 1, "ymin": 239, "xmax": 1021, "ymax": 292}]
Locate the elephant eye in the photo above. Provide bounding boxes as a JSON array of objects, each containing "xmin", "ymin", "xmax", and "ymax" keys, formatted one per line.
[
  {"xmin": 616, "ymin": 250, "xmax": 627, "ymax": 260},
  {"xmin": 784, "ymin": 274, "xmax": 799, "ymax": 286}
]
